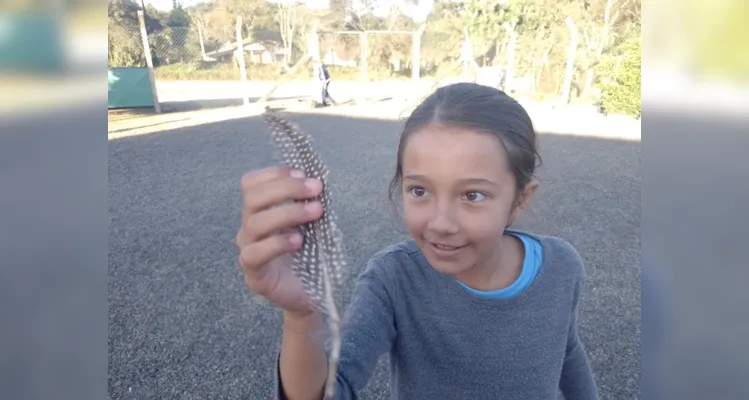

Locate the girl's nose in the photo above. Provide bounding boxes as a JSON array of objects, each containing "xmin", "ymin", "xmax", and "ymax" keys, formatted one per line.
[{"xmin": 426, "ymin": 209, "xmax": 459, "ymax": 235}]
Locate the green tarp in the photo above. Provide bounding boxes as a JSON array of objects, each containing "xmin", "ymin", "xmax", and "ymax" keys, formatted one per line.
[
  {"xmin": 0, "ymin": 13, "xmax": 65, "ymax": 72},
  {"xmin": 108, "ymin": 68, "xmax": 155, "ymax": 109}
]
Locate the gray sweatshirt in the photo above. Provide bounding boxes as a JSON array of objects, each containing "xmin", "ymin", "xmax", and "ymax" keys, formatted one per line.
[{"xmin": 275, "ymin": 232, "xmax": 599, "ymax": 400}]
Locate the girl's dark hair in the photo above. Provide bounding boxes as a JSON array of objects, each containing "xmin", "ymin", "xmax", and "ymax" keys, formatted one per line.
[{"xmin": 388, "ymin": 82, "xmax": 542, "ymax": 209}]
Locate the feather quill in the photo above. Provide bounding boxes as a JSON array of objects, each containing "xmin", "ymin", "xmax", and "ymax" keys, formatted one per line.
[{"xmin": 262, "ymin": 108, "xmax": 345, "ymax": 400}]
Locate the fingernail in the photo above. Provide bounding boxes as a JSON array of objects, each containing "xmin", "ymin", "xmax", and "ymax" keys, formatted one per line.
[
  {"xmin": 304, "ymin": 178, "xmax": 321, "ymax": 191},
  {"xmin": 290, "ymin": 169, "xmax": 305, "ymax": 178},
  {"xmin": 304, "ymin": 202, "xmax": 321, "ymax": 213},
  {"xmin": 289, "ymin": 233, "xmax": 302, "ymax": 247}
]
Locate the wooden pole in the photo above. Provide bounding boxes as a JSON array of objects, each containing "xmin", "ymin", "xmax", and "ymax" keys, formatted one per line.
[
  {"xmin": 197, "ymin": 20, "xmax": 207, "ymax": 61},
  {"xmin": 461, "ymin": 27, "xmax": 471, "ymax": 76},
  {"xmin": 561, "ymin": 16, "xmax": 578, "ymax": 105},
  {"xmin": 411, "ymin": 23, "xmax": 426, "ymax": 83},
  {"xmin": 503, "ymin": 23, "xmax": 517, "ymax": 93},
  {"xmin": 137, "ymin": 10, "xmax": 160, "ymax": 113},
  {"xmin": 361, "ymin": 31, "xmax": 368, "ymax": 82},
  {"xmin": 236, "ymin": 16, "xmax": 249, "ymax": 107}
]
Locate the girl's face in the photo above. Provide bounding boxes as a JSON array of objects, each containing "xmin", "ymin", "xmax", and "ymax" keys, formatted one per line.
[{"xmin": 400, "ymin": 124, "xmax": 535, "ymax": 277}]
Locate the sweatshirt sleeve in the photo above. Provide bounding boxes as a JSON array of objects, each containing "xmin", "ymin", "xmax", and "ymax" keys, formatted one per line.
[
  {"xmin": 559, "ymin": 267, "xmax": 599, "ymax": 400},
  {"xmin": 275, "ymin": 257, "xmax": 398, "ymax": 400}
]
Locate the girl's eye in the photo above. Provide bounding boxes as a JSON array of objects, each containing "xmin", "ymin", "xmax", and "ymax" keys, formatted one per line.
[
  {"xmin": 408, "ymin": 186, "xmax": 428, "ymax": 197},
  {"xmin": 463, "ymin": 191, "xmax": 487, "ymax": 202}
]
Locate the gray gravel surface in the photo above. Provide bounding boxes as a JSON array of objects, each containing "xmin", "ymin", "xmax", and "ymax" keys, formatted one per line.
[{"xmin": 108, "ymin": 111, "xmax": 640, "ymax": 399}]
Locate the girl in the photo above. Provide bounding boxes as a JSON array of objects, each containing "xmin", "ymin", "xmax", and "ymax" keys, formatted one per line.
[{"xmin": 236, "ymin": 83, "xmax": 599, "ymax": 400}]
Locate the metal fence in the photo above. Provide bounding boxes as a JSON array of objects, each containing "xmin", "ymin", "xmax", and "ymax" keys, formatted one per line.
[
  {"xmin": 148, "ymin": 27, "xmax": 202, "ymax": 67},
  {"xmin": 108, "ymin": 21, "xmax": 146, "ymax": 68},
  {"xmin": 107, "ymin": 3, "xmax": 640, "ymax": 113},
  {"xmin": 418, "ymin": 18, "xmax": 640, "ymax": 103}
]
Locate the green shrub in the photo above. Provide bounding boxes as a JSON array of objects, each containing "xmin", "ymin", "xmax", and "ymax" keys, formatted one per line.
[{"xmin": 596, "ymin": 35, "xmax": 641, "ymax": 118}]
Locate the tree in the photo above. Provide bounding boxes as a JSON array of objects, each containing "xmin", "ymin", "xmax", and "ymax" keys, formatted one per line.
[
  {"xmin": 218, "ymin": 0, "xmax": 275, "ymax": 39},
  {"xmin": 596, "ymin": 32, "xmax": 640, "ymax": 117},
  {"xmin": 168, "ymin": 1, "xmax": 190, "ymax": 27},
  {"xmin": 578, "ymin": 0, "xmax": 639, "ymax": 98},
  {"xmin": 319, "ymin": 0, "xmax": 357, "ymax": 31},
  {"xmin": 275, "ymin": 1, "xmax": 300, "ymax": 65},
  {"xmin": 510, "ymin": 0, "xmax": 561, "ymax": 90},
  {"xmin": 420, "ymin": 2, "xmax": 464, "ymax": 67},
  {"xmin": 108, "ymin": 0, "xmax": 146, "ymax": 67},
  {"xmin": 462, "ymin": 0, "xmax": 513, "ymax": 64}
]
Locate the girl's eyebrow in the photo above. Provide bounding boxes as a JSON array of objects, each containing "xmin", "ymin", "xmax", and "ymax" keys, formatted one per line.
[
  {"xmin": 404, "ymin": 174, "xmax": 500, "ymax": 187},
  {"xmin": 457, "ymin": 178, "xmax": 500, "ymax": 187},
  {"xmin": 403, "ymin": 174, "xmax": 427, "ymax": 181}
]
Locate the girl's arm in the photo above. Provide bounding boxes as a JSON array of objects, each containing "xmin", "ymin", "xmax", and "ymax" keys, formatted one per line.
[
  {"xmin": 559, "ymin": 274, "xmax": 599, "ymax": 399},
  {"xmin": 278, "ymin": 311, "xmax": 328, "ymax": 400},
  {"xmin": 275, "ymin": 258, "xmax": 398, "ymax": 400}
]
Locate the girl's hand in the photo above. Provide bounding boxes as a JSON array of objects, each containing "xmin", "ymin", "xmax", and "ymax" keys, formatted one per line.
[{"xmin": 236, "ymin": 166, "xmax": 324, "ymax": 318}]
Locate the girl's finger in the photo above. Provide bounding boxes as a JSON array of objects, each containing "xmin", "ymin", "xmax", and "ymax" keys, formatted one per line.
[
  {"xmin": 240, "ymin": 166, "xmax": 301, "ymax": 193},
  {"xmin": 244, "ymin": 200, "xmax": 323, "ymax": 243},
  {"xmin": 243, "ymin": 176, "xmax": 323, "ymax": 217},
  {"xmin": 239, "ymin": 232, "xmax": 302, "ymax": 283}
]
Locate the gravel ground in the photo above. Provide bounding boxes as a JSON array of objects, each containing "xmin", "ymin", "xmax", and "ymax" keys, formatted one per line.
[{"xmin": 108, "ymin": 111, "xmax": 640, "ymax": 399}]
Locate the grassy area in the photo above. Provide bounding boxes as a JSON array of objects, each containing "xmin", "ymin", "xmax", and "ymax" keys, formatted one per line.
[
  {"xmin": 153, "ymin": 61, "xmax": 417, "ymax": 82},
  {"xmin": 147, "ymin": 61, "xmax": 602, "ymax": 106},
  {"xmin": 155, "ymin": 63, "xmax": 241, "ymax": 81}
]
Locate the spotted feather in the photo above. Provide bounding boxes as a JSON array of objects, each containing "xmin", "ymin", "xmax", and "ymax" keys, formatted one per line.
[{"xmin": 262, "ymin": 108, "xmax": 345, "ymax": 400}]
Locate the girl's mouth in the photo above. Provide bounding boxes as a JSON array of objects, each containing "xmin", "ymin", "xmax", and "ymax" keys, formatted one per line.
[{"xmin": 428, "ymin": 242, "xmax": 466, "ymax": 258}]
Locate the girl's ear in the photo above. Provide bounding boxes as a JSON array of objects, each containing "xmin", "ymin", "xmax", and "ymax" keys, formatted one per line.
[{"xmin": 509, "ymin": 179, "xmax": 540, "ymax": 224}]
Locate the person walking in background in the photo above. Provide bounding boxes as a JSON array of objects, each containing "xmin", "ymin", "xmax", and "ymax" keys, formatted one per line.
[{"xmin": 314, "ymin": 61, "xmax": 335, "ymax": 107}]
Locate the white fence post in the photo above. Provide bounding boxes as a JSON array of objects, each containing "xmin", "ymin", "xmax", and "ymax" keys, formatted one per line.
[
  {"xmin": 561, "ymin": 16, "xmax": 578, "ymax": 105},
  {"xmin": 138, "ymin": 10, "xmax": 161, "ymax": 113},
  {"xmin": 236, "ymin": 16, "xmax": 249, "ymax": 107}
]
